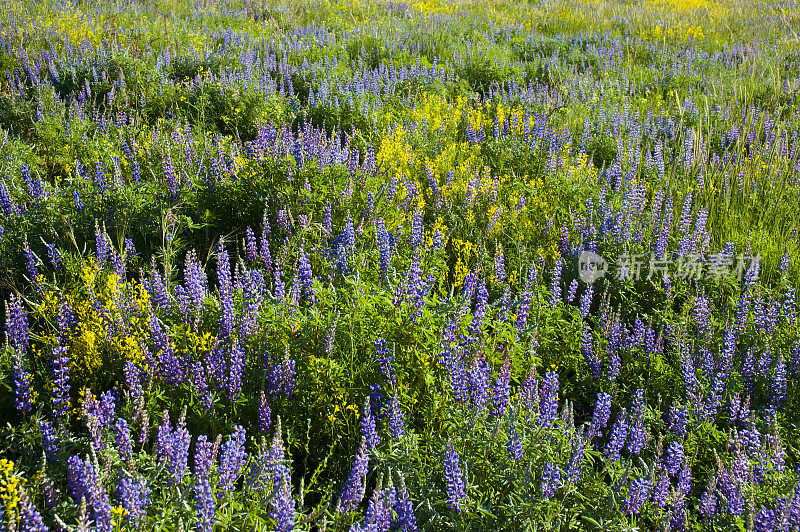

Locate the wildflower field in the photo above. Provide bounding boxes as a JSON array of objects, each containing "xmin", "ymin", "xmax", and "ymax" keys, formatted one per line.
[{"xmin": 2, "ymin": 0, "xmax": 800, "ymax": 529}]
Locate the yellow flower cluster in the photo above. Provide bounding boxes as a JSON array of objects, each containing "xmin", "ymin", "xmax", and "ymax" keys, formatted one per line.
[
  {"xmin": 643, "ymin": 0, "xmax": 714, "ymax": 11},
  {"xmin": 452, "ymin": 238, "xmax": 474, "ymax": 287},
  {"xmin": 376, "ymin": 127, "xmax": 414, "ymax": 178},
  {"xmin": 38, "ymin": 262, "xmax": 151, "ymax": 386},
  {"xmin": 651, "ymin": 21, "xmax": 706, "ymax": 41},
  {"xmin": 0, "ymin": 459, "xmax": 23, "ymax": 526}
]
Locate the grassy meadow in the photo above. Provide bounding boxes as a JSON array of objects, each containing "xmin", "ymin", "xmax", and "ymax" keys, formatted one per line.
[{"xmin": 1, "ymin": 0, "xmax": 800, "ymax": 529}]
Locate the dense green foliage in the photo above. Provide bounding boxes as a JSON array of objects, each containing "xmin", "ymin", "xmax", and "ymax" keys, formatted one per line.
[{"xmin": 1, "ymin": 0, "xmax": 800, "ymax": 530}]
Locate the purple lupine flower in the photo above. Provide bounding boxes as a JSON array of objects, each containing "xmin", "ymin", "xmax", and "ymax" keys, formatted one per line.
[
  {"xmin": 157, "ymin": 411, "xmax": 174, "ymax": 470},
  {"xmin": 325, "ymin": 315, "xmax": 338, "ymax": 356},
  {"xmin": 393, "ymin": 474, "xmax": 417, "ymax": 531},
  {"xmin": 754, "ymin": 507, "xmax": 776, "ymax": 532},
  {"xmin": 168, "ymin": 412, "xmax": 190, "ymax": 486},
  {"xmin": 388, "ymin": 392, "xmax": 406, "ymax": 439},
  {"xmin": 124, "ymin": 238, "xmax": 136, "ymax": 261},
  {"xmin": 115, "ymin": 475, "xmax": 151, "ymax": 528},
  {"xmin": 468, "ymin": 355, "xmax": 492, "ymax": 413},
  {"xmin": 163, "ymin": 154, "xmax": 179, "ymax": 200},
  {"xmin": 774, "ymin": 496, "xmax": 791, "ymax": 531},
  {"xmin": 81, "ymin": 392, "xmax": 108, "ymax": 451},
  {"xmin": 463, "ymin": 272, "xmax": 479, "ymax": 307},
  {"xmin": 138, "ymin": 410, "xmax": 150, "ymax": 450},
  {"xmin": 57, "ymin": 302, "xmax": 77, "ymax": 344},
  {"xmin": 217, "ymin": 244, "xmax": 235, "ymax": 337},
  {"xmin": 668, "ymin": 403, "xmax": 688, "ymax": 438},
  {"xmin": 719, "ymin": 464, "xmax": 744, "ymax": 515},
  {"xmin": 94, "ymin": 221, "xmax": 108, "ymax": 268},
  {"xmin": 22, "ymin": 164, "xmax": 46, "ymax": 201},
  {"xmin": 377, "ymin": 219, "xmax": 392, "ymax": 279},
  {"xmin": 266, "ymin": 352, "xmax": 296, "ymax": 395},
  {"xmin": 23, "ymin": 238, "xmax": 40, "ymax": 287},
  {"xmin": 521, "ymin": 365, "xmax": 539, "ymax": 413},
  {"xmin": 651, "ymin": 469, "xmax": 669, "ymax": 508},
  {"xmin": 411, "ymin": 209, "xmax": 423, "ymax": 249},
  {"xmin": 73, "ymin": 190, "xmax": 84, "ymax": 210},
  {"xmin": 680, "ymin": 343, "xmax": 698, "ymax": 400},
  {"xmin": 587, "ymin": 392, "xmax": 612, "ymax": 441},
  {"xmin": 559, "ymin": 223, "xmax": 570, "ymax": 256},
  {"xmin": 114, "ymin": 418, "xmax": 133, "ymax": 467},
  {"xmin": 790, "ymin": 339, "xmax": 800, "ymax": 377},
  {"xmin": 622, "ymin": 477, "xmax": 650, "ymax": 515},
  {"xmin": 361, "ymin": 397, "xmax": 380, "ymax": 450},
  {"xmin": 193, "ymin": 435, "xmax": 216, "ymax": 532},
  {"xmin": 39, "ymin": 420, "xmax": 59, "ymax": 458},
  {"xmin": 604, "ymin": 408, "xmax": 628, "ymax": 461},
  {"xmin": 45, "ymin": 242, "xmax": 62, "ymax": 269},
  {"xmin": 627, "ymin": 389, "xmax": 646, "ymax": 455},
  {"xmin": 550, "ymin": 259, "xmax": 562, "ymax": 306},
  {"xmin": 432, "ymin": 230, "xmax": 443, "ymax": 251},
  {"xmin": 782, "ymin": 287, "xmax": 796, "ymax": 325},
  {"xmin": 0, "ymin": 181, "xmax": 16, "ymax": 215},
  {"xmin": 516, "ymin": 289, "xmax": 532, "ymax": 334},
  {"xmin": 539, "ymin": 370, "xmax": 559, "ymax": 428},
  {"xmin": 96, "ymin": 391, "xmax": 117, "ymax": 427},
  {"xmin": 270, "ymin": 466, "xmax": 296, "ymax": 532},
  {"xmin": 494, "ymin": 246, "xmax": 506, "ymax": 284},
  {"xmin": 375, "ymin": 338, "xmax": 394, "ymax": 384},
  {"xmin": 772, "ymin": 356, "xmax": 788, "ymax": 411},
  {"xmin": 228, "ymin": 341, "xmax": 245, "ymax": 401},
  {"xmin": 13, "ymin": 354, "xmax": 33, "ymax": 413},
  {"xmin": 18, "ymin": 491, "xmax": 48, "ymax": 532},
  {"xmin": 67, "ymin": 455, "xmax": 112, "ymax": 531},
  {"xmin": 507, "ymin": 410, "xmax": 523, "ymax": 462},
  {"xmin": 768, "ymin": 424, "xmax": 787, "ymax": 473},
  {"xmin": 354, "ymin": 478, "xmax": 395, "ymax": 532},
  {"xmin": 322, "ymin": 202, "xmax": 333, "ymax": 238},
  {"xmin": 469, "ymin": 279, "xmax": 488, "ymax": 336},
  {"xmin": 693, "ymin": 294, "xmax": 713, "ymax": 338},
  {"xmin": 491, "ymin": 360, "xmax": 511, "ymax": 417},
  {"xmin": 245, "ymin": 227, "xmax": 258, "ymax": 264},
  {"xmin": 565, "ymin": 432, "xmax": 586, "ymax": 483},
  {"xmin": 94, "ymin": 161, "xmax": 107, "ymax": 194},
  {"xmin": 567, "ymin": 279, "xmax": 578, "ymax": 303},
  {"xmin": 149, "ymin": 314, "xmax": 184, "ymax": 385},
  {"xmin": 444, "ymin": 441, "xmax": 466, "ymax": 512},
  {"xmin": 788, "ymin": 477, "xmax": 800, "ymax": 525},
  {"xmin": 297, "ymin": 245, "xmax": 315, "ymax": 303},
  {"xmin": 183, "ymin": 249, "xmax": 208, "ymax": 327},
  {"xmin": 664, "ymin": 441, "xmax": 684, "ymax": 476},
  {"xmin": 143, "ymin": 269, "xmax": 172, "ymax": 311},
  {"xmin": 6, "ymin": 294, "xmax": 29, "ymax": 355},
  {"xmin": 344, "ymin": 214, "xmax": 355, "ymax": 249},
  {"xmin": 579, "ymin": 285, "xmax": 593, "ymax": 318},
  {"xmin": 779, "ymin": 248, "xmax": 791, "ymax": 273},
  {"xmin": 259, "ymin": 391, "xmax": 272, "ymax": 434},
  {"xmin": 190, "ymin": 362, "xmax": 213, "ymax": 413},
  {"xmin": 218, "ymin": 425, "xmax": 247, "ymax": 495},
  {"xmin": 698, "ymin": 471, "xmax": 717, "ymax": 521},
  {"xmin": 540, "ymin": 462, "xmax": 561, "ymax": 499},
  {"xmin": 581, "ymin": 326, "xmax": 603, "ymax": 379},
  {"xmin": 677, "ymin": 459, "xmax": 692, "ymax": 496},
  {"xmin": 277, "ymin": 206, "xmax": 292, "ymax": 236},
  {"xmin": 337, "ymin": 441, "xmax": 369, "ymax": 513}
]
